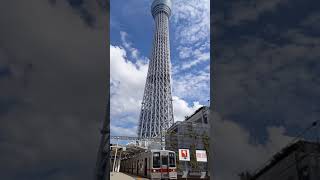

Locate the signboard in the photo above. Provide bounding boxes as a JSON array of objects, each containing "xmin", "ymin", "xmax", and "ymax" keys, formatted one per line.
[
  {"xmin": 179, "ymin": 149, "xmax": 190, "ymax": 161},
  {"xmin": 196, "ymin": 150, "xmax": 207, "ymax": 162}
]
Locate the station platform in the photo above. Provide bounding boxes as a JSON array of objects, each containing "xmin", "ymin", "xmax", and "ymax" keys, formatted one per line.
[{"xmin": 110, "ymin": 172, "xmax": 150, "ymax": 180}]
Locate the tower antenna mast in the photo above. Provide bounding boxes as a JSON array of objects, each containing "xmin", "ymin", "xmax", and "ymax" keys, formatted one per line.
[{"xmin": 137, "ymin": 0, "xmax": 174, "ymax": 149}]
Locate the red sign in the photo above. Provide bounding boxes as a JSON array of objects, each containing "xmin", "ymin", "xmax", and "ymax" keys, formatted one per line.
[
  {"xmin": 179, "ymin": 149, "xmax": 190, "ymax": 161},
  {"xmin": 181, "ymin": 150, "xmax": 188, "ymax": 157}
]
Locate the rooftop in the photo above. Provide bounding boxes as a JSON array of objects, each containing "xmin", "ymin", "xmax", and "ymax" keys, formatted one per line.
[
  {"xmin": 167, "ymin": 106, "xmax": 209, "ymax": 132},
  {"xmin": 185, "ymin": 106, "xmax": 208, "ymax": 122},
  {"xmin": 252, "ymin": 140, "xmax": 320, "ymax": 179},
  {"xmin": 151, "ymin": 0, "xmax": 172, "ymax": 10}
]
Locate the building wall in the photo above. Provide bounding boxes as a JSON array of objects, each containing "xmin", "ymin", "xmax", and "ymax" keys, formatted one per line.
[{"xmin": 165, "ymin": 107, "xmax": 210, "ymax": 177}]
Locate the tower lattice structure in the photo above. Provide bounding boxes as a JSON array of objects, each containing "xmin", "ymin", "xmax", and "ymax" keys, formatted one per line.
[{"xmin": 137, "ymin": 0, "xmax": 174, "ymax": 143}]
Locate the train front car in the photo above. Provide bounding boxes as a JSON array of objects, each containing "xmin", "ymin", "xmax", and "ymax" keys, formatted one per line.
[{"xmin": 150, "ymin": 150, "xmax": 177, "ymax": 180}]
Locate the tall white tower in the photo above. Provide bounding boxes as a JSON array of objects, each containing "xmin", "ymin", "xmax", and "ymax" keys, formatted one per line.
[{"xmin": 137, "ymin": 0, "xmax": 174, "ymax": 146}]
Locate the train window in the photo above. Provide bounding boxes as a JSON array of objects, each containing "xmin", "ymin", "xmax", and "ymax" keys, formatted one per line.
[
  {"xmin": 153, "ymin": 152, "xmax": 160, "ymax": 168},
  {"xmin": 169, "ymin": 152, "xmax": 175, "ymax": 167},
  {"xmin": 162, "ymin": 155, "xmax": 168, "ymax": 166}
]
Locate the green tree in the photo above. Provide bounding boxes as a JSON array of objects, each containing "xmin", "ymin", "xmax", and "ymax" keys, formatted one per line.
[
  {"xmin": 202, "ymin": 132, "xmax": 210, "ymax": 159},
  {"xmin": 190, "ymin": 143, "xmax": 198, "ymax": 169},
  {"xmin": 201, "ymin": 132, "xmax": 210, "ymax": 172}
]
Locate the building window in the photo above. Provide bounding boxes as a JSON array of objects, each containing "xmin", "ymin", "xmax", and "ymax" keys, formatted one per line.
[
  {"xmin": 203, "ymin": 114, "xmax": 208, "ymax": 124},
  {"xmin": 197, "ymin": 118, "xmax": 202, "ymax": 123},
  {"xmin": 300, "ymin": 165, "xmax": 310, "ymax": 180}
]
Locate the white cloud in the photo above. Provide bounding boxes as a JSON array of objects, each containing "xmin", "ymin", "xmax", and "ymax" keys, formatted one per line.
[
  {"xmin": 110, "ymin": 45, "xmax": 148, "ymax": 124},
  {"xmin": 110, "ymin": 124, "xmax": 137, "ymax": 137},
  {"xmin": 172, "ymin": 96, "xmax": 203, "ymax": 122},
  {"xmin": 172, "ymin": 0, "xmax": 210, "ymax": 70},
  {"xmin": 181, "ymin": 51, "xmax": 209, "ymax": 70},
  {"xmin": 173, "ymin": 70, "xmax": 210, "ymax": 103},
  {"xmin": 120, "ymin": 31, "xmax": 140, "ymax": 60},
  {"xmin": 177, "ymin": 46, "xmax": 192, "ymax": 59},
  {"xmin": 211, "ymin": 112, "xmax": 294, "ymax": 180}
]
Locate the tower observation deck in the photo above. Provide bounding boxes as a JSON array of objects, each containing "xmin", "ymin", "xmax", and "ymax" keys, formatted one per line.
[{"xmin": 137, "ymin": 0, "xmax": 174, "ymax": 145}]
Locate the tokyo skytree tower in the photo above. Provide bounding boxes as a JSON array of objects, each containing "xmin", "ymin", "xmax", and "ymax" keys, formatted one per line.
[{"xmin": 137, "ymin": 0, "xmax": 174, "ymax": 141}]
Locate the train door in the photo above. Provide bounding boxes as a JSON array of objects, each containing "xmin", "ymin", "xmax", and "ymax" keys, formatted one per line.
[
  {"xmin": 169, "ymin": 152, "xmax": 177, "ymax": 179},
  {"xmin": 151, "ymin": 151, "xmax": 161, "ymax": 179},
  {"xmin": 144, "ymin": 158, "xmax": 147, "ymax": 176},
  {"xmin": 161, "ymin": 153, "xmax": 169, "ymax": 179}
]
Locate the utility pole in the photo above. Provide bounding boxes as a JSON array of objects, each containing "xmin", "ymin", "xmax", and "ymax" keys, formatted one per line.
[{"xmin": 112, "ymin": 137, "xmax": 119, "ymax": 172}]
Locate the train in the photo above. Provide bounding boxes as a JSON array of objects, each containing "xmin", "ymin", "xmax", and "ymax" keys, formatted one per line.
[{"xmin": 120, "ymin": 149, "xmax": 177, "ymax": 179}]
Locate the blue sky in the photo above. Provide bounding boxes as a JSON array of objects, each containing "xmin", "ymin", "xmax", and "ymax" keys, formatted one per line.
[{"xmin": 110, "ymin": 0, "xmax": 210, "ymax": 138}]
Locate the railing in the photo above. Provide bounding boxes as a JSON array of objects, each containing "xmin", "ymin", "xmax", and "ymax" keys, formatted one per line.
[{"xmin": 110, "ymin": 136, "xmax": 162, "ymax": 141}]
